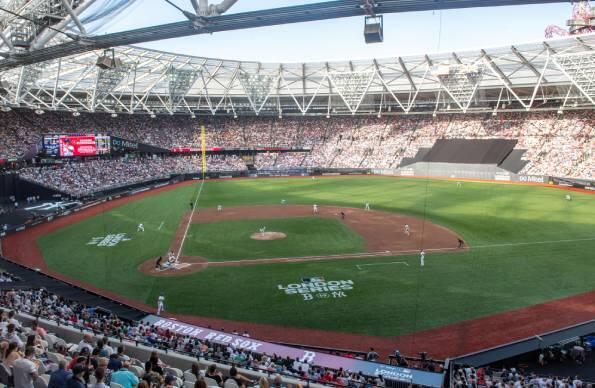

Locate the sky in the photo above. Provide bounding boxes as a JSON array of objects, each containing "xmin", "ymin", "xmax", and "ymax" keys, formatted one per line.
[{"xmin": 89, "ymin": 0, "xmax": 572, "ymax": 63}]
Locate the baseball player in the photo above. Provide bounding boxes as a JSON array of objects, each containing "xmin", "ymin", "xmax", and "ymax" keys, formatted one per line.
[
  {"xmin": 565, "ymin": 194, "xmax": 572, "ymax": 201},
  {"xmin": 137, "ymin": 223, "xmax": 145, "ymax": 232},
  {"xmin": 365, "ymin": 202, "xmax": 370, "ymax": 211},
  {"xmin": 420, "ymin": 250, "xmax": 425, "ymax": 267},
  {"xmin": 281, "ymin": 199, "xmax": 287, "ymax": 205},
  {"xmin": 313, "ymin": 204, "xmax": 319, "ymax": 214},
  {"xmin": 456, "ymin": 182, "xmax": 462, "ymax": 188},
  {"xmin": 458, "ymin": 238, "xmax": 465, "ymax": 249},
  {"xmin": 341, "ymin": 211, "xmax": 345, "ymax": 220},
  {"xmin": 259, "ymin": 226, "xmax": 266, "ymax": 236},
  {"xmin": 157, "ymin": 295, "xmax": 165, "ymax": 316},
  {"xmin": 404, "ymin": 224, "xmax": 410, "ymax": 236},
  {"xmin": 217, "ymin": 205, "xmax": 223, "ymax": 212}
]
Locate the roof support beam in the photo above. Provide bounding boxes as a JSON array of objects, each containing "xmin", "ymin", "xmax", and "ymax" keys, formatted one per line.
[
  {"xmin": 511, "ymin": 45, "xmax": 548, "ymax": 83},
  {"xmin": 0, "ymin": 0, "xmax": 570, "ymax": 70}
]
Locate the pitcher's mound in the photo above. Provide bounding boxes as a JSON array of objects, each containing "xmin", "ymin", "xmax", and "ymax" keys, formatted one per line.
[{"xmin": 251, "ymin": 232, "xmax": 287, "ymax": 241}]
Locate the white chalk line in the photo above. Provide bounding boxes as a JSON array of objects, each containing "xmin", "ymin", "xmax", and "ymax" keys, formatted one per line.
[
  {"xmin": 472, "ymin": 237, "xmax": 595, "ymax": 249},
  {"xmin": 176, "ymin": 179, "xmax": 206, "ymax": 260},
  {"xmin": 205, "ymin": 236, "xmax": 595, "ymax": 267},
  {"xmin": 356, "ymin": 261, "xmax": 409, "ymax": 270}
]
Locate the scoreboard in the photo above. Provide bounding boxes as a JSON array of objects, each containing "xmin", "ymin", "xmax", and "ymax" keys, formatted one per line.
[{"xmin": 43, "ymin": 134, "xmax": 110, "ymax": 157}]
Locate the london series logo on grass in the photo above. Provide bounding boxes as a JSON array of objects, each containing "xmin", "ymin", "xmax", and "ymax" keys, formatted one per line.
[
  {"xmin": 277, "ymin": 277, "xmax": 354, "ymax": 301},
  {"xmin": 87, "ymin": 234, "xmax": 132, "ymax": 247}
]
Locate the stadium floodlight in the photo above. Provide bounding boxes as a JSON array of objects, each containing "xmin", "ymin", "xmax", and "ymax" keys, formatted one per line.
[
  {"xmin": 150, "ymin": 113, "xmax": 156, "ymax": 118},
  {"xmin": 111, "ymin": 113, "xmax": 118, "ymax": 118},
  {"xmin": 72, "ymin": 111, "xmax": 80, "ymax": 116}
]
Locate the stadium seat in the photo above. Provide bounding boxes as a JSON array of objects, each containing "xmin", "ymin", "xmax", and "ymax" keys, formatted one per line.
[
  {"xmin": 46, "ymin": 352, "xmax": 64, "ymax": 364},
  {"xmin": 224, "ymin": 379, "xmax": 239, "ymax": 388},
  {"xmin": 33, "ymin": 375, "xmax": 48, "ymax": 388},
  {"xmin": 204, "ymin": 377, "xmax": 219, "ymax": 387},
  {"xmin": 165, "ymin": 367, "xmax": 184, "ymax": 378},
  {"xmin": 184, "ymin": 371, "xmax": 197, "ymax": 382},
  {"xmin": 128, "ymin": 365, "xmax": 144, "ymax": 378}
]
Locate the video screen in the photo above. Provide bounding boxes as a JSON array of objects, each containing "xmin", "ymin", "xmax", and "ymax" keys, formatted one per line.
[{"xmin": 43, "ymin": 135, "xmax": 111, "ymax": 157}]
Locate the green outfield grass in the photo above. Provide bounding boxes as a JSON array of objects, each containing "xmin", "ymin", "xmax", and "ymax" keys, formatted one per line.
[
  {"xmin": 36, "ymin": 177, "xmax": 595, "ymax": 337},
  {"xmin": 182, "ymin": 218, "xmax": 364, "ymax": 261}
]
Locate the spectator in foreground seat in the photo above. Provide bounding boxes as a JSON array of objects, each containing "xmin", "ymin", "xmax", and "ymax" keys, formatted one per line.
[
  {"xmin": 226, "ymin": 366, "xmax": 252, "ymax": 388},
  {"xmin": 66, "ymin": 364, "xmax": 86, "ymax": 388},
  {"xmin": 48, "ymin": 359, "xmax": 71, "ymax": 388},
  {"xmin": 12, "ymin": 346, "xmax": 39, "ymax": 388},
  {"xmin": 3, "ymin": 342, "xmax": 21, "ymax": 370},
  {"xmin": 112, "ymin": 357, "xmax": 139, "ymax": 388},
  {"xmin": 145, "ymin": 351, "xmax": 164, "ymax": 375},
  {"xmin": 206, "ymin": 364, "xmax": 223, "ymax": 387},
  {"xmin": 90, "ymin": 367, "xmax": 108, "ymax": 388}
]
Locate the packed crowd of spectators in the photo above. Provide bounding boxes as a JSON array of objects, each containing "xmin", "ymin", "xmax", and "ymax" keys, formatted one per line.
[
  {"xmin": 0, "ymin": 289, "xmax": 392, "ymax": 388},
  {"xmin": 0, "ymin": 109, "xmax": 592, "ymax": 180},
  {"xmin": 19, "ymin": 155, "xmax": 246, "ymax": 196},
  {"xmin": 451, "ymin": 364, "xmax": 592, "ymax": 388}
]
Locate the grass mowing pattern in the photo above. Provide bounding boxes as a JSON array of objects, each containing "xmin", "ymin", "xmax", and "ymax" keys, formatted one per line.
[
  {"xmin": 183, "ymin": 218, "xmax": 365, "ymax": 261},
  {"xmin": 37, "ymin": 177, "xmax": 595, "ymax": 337}
]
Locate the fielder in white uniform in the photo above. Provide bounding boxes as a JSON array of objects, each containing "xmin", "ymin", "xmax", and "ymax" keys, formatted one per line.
[
  {"xmin": 217, "ymin": 205, "xmax": 223, "ymax": 212},
  {"xmin": 137, "ymin": 223, "xmax": 145, "ymax": 232},
  {"xmin": 420, "ymin": 250, "xmax": 425, "ymax": 267},
  {"xmin": 157, "ymin": 295, "xmax": 165, "ymax": 316},
  {"xmin": 365, "ymin": 202, "xmax": 370, "ymax": 211},
  {"xmin": 404, "ymin": 224, "xmax": 410, "ymax": 236},
  {"xmin": 313, "ymin": 204, "xmax": 319, "ymax": 214}
]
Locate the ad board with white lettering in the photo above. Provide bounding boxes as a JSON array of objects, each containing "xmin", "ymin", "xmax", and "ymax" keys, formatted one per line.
[{"xmin": 142, "ymin": 315, "xmax": 444, "ymax": 387}]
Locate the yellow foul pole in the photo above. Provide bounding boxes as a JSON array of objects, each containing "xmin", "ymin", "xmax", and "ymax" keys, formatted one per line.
[{"xmin": 201, "ymin": 125, "xmax": 207, "ymax": 179}]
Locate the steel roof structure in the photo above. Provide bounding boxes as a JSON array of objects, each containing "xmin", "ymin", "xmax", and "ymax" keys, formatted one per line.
[
  {"xmin": 1, "ymin": 34, "xmax": 595, "ymax": 117},
  {"xmin": 0, "ymin": 0, "xmax": 569, "ymax": 71}
]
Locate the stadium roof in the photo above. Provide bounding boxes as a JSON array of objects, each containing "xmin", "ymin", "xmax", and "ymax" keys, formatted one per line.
[{"xmin": 1, "ymin": 33, "xmax": 595, "ymax": 116}]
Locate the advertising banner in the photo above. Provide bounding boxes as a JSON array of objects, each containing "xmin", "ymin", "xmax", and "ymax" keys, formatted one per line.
[
  {"xmin": 60, "ymin": 135, "xmax": 97, "ymax": 157},
  {"xmin": 143, "ymin": 315, "xmax": 443, "ymax": 387}
]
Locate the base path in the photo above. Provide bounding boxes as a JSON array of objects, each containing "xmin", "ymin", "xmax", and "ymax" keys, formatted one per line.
[
  {"xmin": 2, "ymin": 178, "xmax": 595, "ymax": 360},
  {"xmin": 139, "ymin": 205, "xmax": 465, "ymax": 276}
]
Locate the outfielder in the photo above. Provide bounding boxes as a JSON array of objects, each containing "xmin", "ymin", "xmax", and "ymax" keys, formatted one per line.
[
  {"xmin": 365, "ymin": 202, "xmax": 370, "ymax": 211},
  {"xmin": 420, "ymin": 250, "xmax": 425, "ymax": 267},
  {"xmin": 565, "ymin": 194, "xmax": 572, "ymax": 201},
  {"xmin": 137, "ymin": 223, "xmax": 145, "ymax": 232},
  {"xmin": 313, "ymin": 204, "xmax": 319, "ymax": 214},
  {"xmin": 217, "ymin": 204, "xmax": 223, "ymax": 212}
]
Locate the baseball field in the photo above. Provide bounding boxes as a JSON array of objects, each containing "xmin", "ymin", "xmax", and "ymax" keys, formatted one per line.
[{"xmin": 4, "ymin": 176, "xmax": 595, "ymax": 357}]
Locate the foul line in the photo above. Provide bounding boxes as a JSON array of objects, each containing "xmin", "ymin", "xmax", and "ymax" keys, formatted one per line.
[
  {"xmin": 176, "ymin": 179, "xmax": 206, "ymax": 260},
  {"xmin": 203, "ymin": 236, "xmax": 595, "ymax": 268},
  {"xmin": 356, "ymin": 261, "xmax": 409, "ymax": 270},
  {"xmin": 472, "ymin": 237, "xmax": 595, "ymax": 249}
]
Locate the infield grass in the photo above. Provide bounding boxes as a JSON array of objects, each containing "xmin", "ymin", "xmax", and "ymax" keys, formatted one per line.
[
  {"xmin": 183, "ymin": 218, "xmax": 364, "ymax": 261},
  {"xmin": 36, "ymin": 176, "xmax": 595, "ymax": 337}
]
